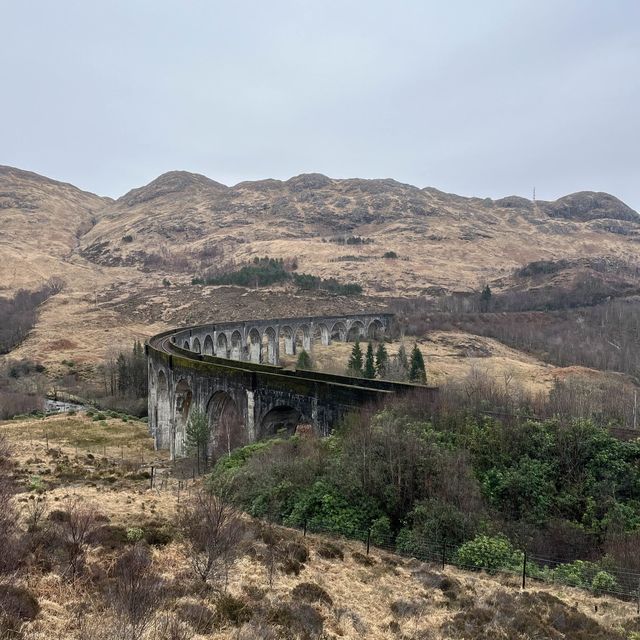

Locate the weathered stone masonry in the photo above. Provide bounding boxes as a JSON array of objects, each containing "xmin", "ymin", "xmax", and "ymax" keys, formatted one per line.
[{"xmin": 147, "ymin": 313, "xmax": 437, "ymax": 460}]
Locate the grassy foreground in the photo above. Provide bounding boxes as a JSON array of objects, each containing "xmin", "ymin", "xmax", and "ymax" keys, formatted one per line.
[{"xmin": 1, "ymin": 414, "xmax": 640, "ymax": 639}]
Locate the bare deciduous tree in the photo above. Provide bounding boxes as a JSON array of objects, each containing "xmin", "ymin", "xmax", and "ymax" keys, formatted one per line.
[{"xmin": 179, "ymin": 488, "xmax": 244, "ymax": 588}]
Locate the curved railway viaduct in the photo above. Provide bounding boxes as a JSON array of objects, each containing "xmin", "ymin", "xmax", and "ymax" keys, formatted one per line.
[{"xmin": 147, "ymin": 313, "xmax": 437, "ymax": 460}]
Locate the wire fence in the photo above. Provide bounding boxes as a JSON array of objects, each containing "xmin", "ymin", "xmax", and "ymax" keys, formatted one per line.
[
  {"xmin": 282, "ymin": 519, "xmax": 640, "ymax": 606},
  {"xmin": 23, "ymin": 432, "xmax": 640, "ymax": 607}
]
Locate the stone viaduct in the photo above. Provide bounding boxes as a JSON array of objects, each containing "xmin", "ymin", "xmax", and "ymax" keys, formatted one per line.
[{"xmin": 147, "ymin": 313, "xmax": 437, "ymax": 460}]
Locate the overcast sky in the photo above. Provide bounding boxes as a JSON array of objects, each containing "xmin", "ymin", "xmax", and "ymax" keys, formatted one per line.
[{"xmin": 2, "ymin": 1, "xmax": 639, "ymax": 208}]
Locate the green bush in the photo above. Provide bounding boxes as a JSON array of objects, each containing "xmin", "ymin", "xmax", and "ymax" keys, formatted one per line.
[
  {"xmin": 455, "ymin": 535, "xmax": 522, "ymax": 574},
  {"xmin": 591, "ymin": 570, "xmax": 617, "ymax": 594},
  {"xmin": 126, "ymin": 527, "xmax": 145, "ymax": 543}
]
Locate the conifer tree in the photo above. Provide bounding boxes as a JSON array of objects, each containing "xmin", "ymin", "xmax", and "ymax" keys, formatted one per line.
[
  {"xmin": 347, "ymin": 339, "xmax": 364, "ymax": 376},
  {"xmin": 409, "ymin": 343, "xmax": 427, "ymax": 383},
  {"xmin": 397, "ymin": 344, "xmax": 409, "ymax": 372},
  {"xmin": 296, "ymin": 349, "xmax": 312, "ymax": 369},
  {"xmin": 186, "ymin": 410, "xmax": 210, "ymax": 474},
  {"xmin": 364, "ymin": 342, "xmax": 376, "ymax": 379},
  {"xmin": 375, "ymin": 343, "xmax": 389, "ymax": 378}
]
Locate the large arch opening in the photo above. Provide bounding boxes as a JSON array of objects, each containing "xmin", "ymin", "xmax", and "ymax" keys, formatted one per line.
[
  {"xmin": 259, "ymin": 405, "xmax": 303, "ymax": 440},
  {"xmin": 331, "ymin": 321, "xmax": 347, "ymax": 342},
  {"xmin": 367, "ymin": 319, "xmax": 384, "ymax": 341},
  {"xmin": 230, "ymin": 330, "xmax": 243, "ymax": 360},
  {"xmin": 183, "ymin": 339, "xmax": 190, "ymax": 350},
  {"xmin": 261, "ymin": 327, "xmax": 277, "ymax": 364},
  {"xmin": 192, "ymin": 337, "xmax": 201, "ymax": 354},
  {"xmin": 174, "ymin": 379, "xmax": 193, "ymax": 457},
  {"xmin": 294, "ymin": 324, "xmax": 311, "ymax": 353},
  {"xmin": 206, "ymin": 391, "xmax": 244, "ymax": 459},
  {"xmin": 280, "ymin": 325, "xmax": 295, "ymax": 356},
  {"xmin": 156, "ymin": 370, "xmax": 169, "ymax": 449},
  {"xmin": 203, "ymin": 334, "xmax": 214, "ymax": 355},
  {"xmin": 248, "ymin": 328, "xmax": 261, "ymax": 363},
  {"xmin": 216, "ymin": 333, "xmax": 229, "ymax": 358},
  {"xmin": 314, "ymin": 323, "xmax": 330, "ymax": 346},
  {"xmin": 347, "ymin": 321, "xmax": 365, "ymax": 342}
]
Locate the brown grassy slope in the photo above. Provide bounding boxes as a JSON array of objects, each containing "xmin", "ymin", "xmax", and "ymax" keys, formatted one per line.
[
  {"xmin": 2, "ymin": 166, "xmax": 640, "ymax": 391},
  {"xmin": 80, "ymin": 171, "xmax": 640, "ymax": 295},
  {"xmin": 4, "ymin": 414, "xmax": 640, "ymax": 640}
]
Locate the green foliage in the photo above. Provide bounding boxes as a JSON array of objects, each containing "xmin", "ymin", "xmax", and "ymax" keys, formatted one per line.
[
  {"xmin": 126, "ymin": 527, "xmax": 145, "ymax": 543},
  {"xmin": 204, "ymin": 257, "xmax": 290, "ymax": 288},
  {"xmin": 409, "ymin": 343, "xmax": 426, "ymax": 383},
  {"xmin": 296, "ymin": 350, "xmax": 312, "ymax": 369},
  {"xmin": 455, "ymin": 535, "xmax": 522, "ymax": 574},
  {"xmin": 347, "ymin": 340, "xmax": 364, "ymax": 376},
  {"xmin": 375, "ymin": 343, "xmax": 389, "ymax": 377},
  {"xmin": 186, "ymin": 409, "xmax": 210, "ymax": 472},
  {"xmin": 364, "ymin": 342, "xmax": 376, "ymax": 379},
  {"xmin": 591, "ymin": 570, "xmax": 617, "ymax": 594},
  {"xmin": 292, "ymin": 272, "xmax": 362, "ymax": 295}
]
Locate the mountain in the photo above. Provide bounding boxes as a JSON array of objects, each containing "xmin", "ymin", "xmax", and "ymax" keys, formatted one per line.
[{"xmin": 1, "ymin": 165, "xmax": 639, "ymax": 376}]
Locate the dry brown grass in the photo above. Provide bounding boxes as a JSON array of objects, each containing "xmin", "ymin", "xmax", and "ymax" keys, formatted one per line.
[{"xmin": 2, "ymin": 414, "xmax": 639, "ymax": 639}]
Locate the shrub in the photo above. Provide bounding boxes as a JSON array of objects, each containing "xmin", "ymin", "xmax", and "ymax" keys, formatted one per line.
[
  {"xmin": 0, "ymin": 584, "xmax": 40, "ymax": 621},
  {"xmin": 126, "ymin": 527, "xmax": 145, "ymax": 543},
  {"xmin": 122, "ymin": 234, "xmax": 134, "ymax": 243},
  {"xmin": 177, "ymin": 601, "xmax": 215, "ymax": 634},
  {"xmin": 316, "ymin": 542, "xmax": 344, "ymax": 561},
  {"xmin": 291, "ymin": 582, "xmax": 333, "ymax": 607},
  {"xmin": 214, "ymin": 594, "xmax": 251, "ymax": 627},
  {"xmin": 455, "ymin": 535, "xmax": 522, "ymax": 574},
  {"xmin": 383, "ymin": 251, "xmax": 398, "ymax": 259},
  {"xmin": 591, "ymin": 570, "xmax": 617, "ymax": 595}
]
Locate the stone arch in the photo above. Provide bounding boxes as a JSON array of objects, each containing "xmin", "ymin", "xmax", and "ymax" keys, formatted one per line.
[
  {"xmin": 367, "ymin": 319, "xmax": 384, "ymax": 340},
  {"xmin": 203, "ymin": 334, "xmax": 214, "ymax": 355},
  {"xmin": 314, "ymin": 323, "xmax": 330, "ymax": 346},
  {"xmin": 347, "ymin": 321, "xmax": 365, "ymax": 342},
  {"xmin": 331, "ymin": 321, "xmax": 347, "ymax": 342},
  {"xmin": 174, "ymin": 379, "xmax": 193, "ymax": 457},
  {"xmin": 261, "ymin": 327, "xmax": 277, "ymax": 365},
  {"xmin": 192, "ymin": 337, "xmax": 201, "ymax": 354},
  {"xmin": 294, "ymin": 324, "xmax": 311, "ymax": 353},
  {"xmin": 281, "ymin": 325, "xmax": 295, "ymax": 356},
  {"xmin": 216, "ymin": 332, "xmax": 229, "ymax": 358},
  {"xmin": 247, "ymin": 328, "xmax": 261, "ymax": 363},
  {"xmin": 230, "ymin": 330, "xmax": 243, "ymax": 360},
  {"xmin": 206, "ymin": 391, "xmax": 244, "ymax": 459},
  {"xmin": 183, "ymin": 339, "xmax": 190, "ymax": 350},
  {"xmin": 155, "ymin": 369, "xmax": 170, "ymax": 450},
  {"xmin": 259, "ymin": 405, "xmax": 303, "ymax": 439}
]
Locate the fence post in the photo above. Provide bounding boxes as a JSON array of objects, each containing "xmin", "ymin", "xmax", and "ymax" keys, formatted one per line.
[
  {"xmin": 637, "ymin": 579, "xmax": 640, "ymax": 615},
  {"xmin": 441, "ymin": 539, "xmax": 446, "ymax": 570},
  {"xmin": 366, "ymin": 529, "xmax": 371, "ymax": 556},
  {"xmin": 522, "ymin": 549, "xmax": 527, "ymax": 590},
  {"xmin": 303, "ymin": 520, "xmax": 307, "ymax": 537},
  {"xmin": 150, "ymin": 466, "xmax": 154, "ymax": 489}
]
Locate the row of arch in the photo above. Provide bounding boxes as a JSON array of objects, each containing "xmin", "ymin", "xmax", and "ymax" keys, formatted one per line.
[
  {"xmin": 181, "ymin": 318, "xmax": 385, "ymax": 365},
  {"xmin": 153, "ymin": 369, "xmax": 305, "ymax": 457}
]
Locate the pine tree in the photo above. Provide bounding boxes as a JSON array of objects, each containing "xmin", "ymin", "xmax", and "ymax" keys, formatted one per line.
[
  {"xmin": 296, "ymin": 349, "xmax": 312, "ymax": 369},
  {"xmin": 347, "ymin": 339, "xmax": 364, "ymax": 376},
  {"xmin": 186, "ymin": 409, "xmax": 210, "ymax": 474},
  {"xmin": 409, "ymin": 343, "xmax": 427, "ymax": 383},
  {"xmin": 375, "ymin": 343, "xmax": 389, "ymax": 378},
  {"xmin": 480, "ymin": 284, "xmax": 492, "ymax": 312},
  {"xmin": 364, "ymin": 342, "xmax": 376, "ymax": 378}
]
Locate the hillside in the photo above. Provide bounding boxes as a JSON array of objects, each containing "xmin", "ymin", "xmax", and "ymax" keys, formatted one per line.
[{"xmin": 1, "ymin": 165, "xmax": 640, "ymax": 394}]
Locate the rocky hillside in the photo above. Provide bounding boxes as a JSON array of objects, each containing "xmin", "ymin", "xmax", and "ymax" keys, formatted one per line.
[
  {"xmin": 1, "ymin": 164, "xmax": 640, "ymax": 372},
  {"xmin": 78, "ymin": 170, "xmax": 640, "ymax": 296}
]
